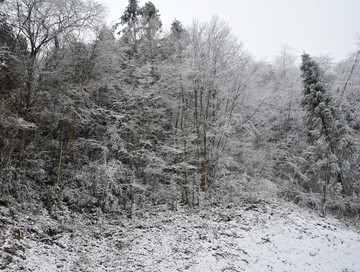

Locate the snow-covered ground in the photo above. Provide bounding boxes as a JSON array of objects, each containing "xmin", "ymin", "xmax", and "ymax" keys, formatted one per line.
[{"xmin": 1, "ymin": 200, "xmax": 360, "ymax": 271}]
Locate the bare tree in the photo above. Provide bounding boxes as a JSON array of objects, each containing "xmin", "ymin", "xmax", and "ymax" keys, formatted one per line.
[
  {"xmin": 3, "ymin": 0, "xmax": 105, "ymax": 169},
  {"xmin": 166, "ymin": 16, "xmax": 252, "ymax": 192}
]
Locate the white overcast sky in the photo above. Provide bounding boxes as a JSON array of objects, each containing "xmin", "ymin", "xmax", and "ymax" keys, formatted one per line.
[{"xmin": 99, "ymin": 0, "xmax": 360, "ymax": 61}]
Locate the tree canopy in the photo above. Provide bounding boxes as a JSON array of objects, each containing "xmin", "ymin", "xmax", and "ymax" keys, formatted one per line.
[{"xmin": 0, "ymin": 0, "xmax": 359, "ymax": 221}]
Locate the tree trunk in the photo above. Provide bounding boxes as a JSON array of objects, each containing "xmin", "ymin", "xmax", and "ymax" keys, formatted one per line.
[
  {"xmin": 175, "ymin": 110, "xmax": 185, "ymax": 202},
  {"xmin": 17, "ymin": 52, "xmax": 36, "ymax": 171}
]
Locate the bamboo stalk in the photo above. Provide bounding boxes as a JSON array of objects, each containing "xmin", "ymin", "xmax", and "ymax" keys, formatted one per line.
[
  {"xmin": 60, "ymin": 103, "xmax": 78, "ymax": 170},
  {"xmin": 56, "ymin": 113, "xmax": 65, "ymax": 185}
]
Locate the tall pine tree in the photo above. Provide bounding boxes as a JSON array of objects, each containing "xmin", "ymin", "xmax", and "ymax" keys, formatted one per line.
[
  {"xmin": 300, "ymin": 53, "xmax": 356, "ymax": 196},
  {"xmin": 121, "ymin": 0, "xmax": 140, "ymax": 25}
]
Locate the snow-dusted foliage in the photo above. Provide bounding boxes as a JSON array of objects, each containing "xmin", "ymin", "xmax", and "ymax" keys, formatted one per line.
[
  {"xmin": 300, "ymin": 53, "xmax": 358, "ymax": 198},
  {"xmin": 1, "ymin": 2, "xmax": 360, "ymax": 270}
]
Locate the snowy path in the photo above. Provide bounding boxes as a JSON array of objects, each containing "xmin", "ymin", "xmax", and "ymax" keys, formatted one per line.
[{"xmin": 1, "ymin": 201, "xmax": 360, "ymax": 271}]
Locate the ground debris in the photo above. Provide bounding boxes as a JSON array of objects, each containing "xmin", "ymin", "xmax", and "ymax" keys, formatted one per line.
[{"xmin": 0, "ymin": 200, "xmax": 359, "ymax": 271}]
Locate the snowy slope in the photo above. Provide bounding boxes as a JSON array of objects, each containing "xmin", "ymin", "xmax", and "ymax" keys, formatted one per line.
[{"xmin": 1, "ymin": 200, "xmax": 360, "ymax": 272}]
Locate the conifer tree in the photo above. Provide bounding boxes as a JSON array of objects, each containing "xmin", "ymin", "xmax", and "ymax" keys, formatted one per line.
[
  {"xmin": 140, "ymin": 2, "xmax": 160, "ymax": 23},
  {"xmin": 119, "ymin": 0, "xmax": 142, "ymax": 54},
  {"xmin": 121, "ymin": 0, "xmax": 140, "ymax": 25},
  {"xmin": 170, "ymin": 19, "xmax": 185, "ymax": 38},
  {"xmin": 140, "ymin": 2, "xmax": 161, "ymax": 46},
  {"xmin": 300, "ymin": 53, "xmax": 356, "ymax": 196}
]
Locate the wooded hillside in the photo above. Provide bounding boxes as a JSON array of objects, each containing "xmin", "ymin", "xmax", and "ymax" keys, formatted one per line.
[{"xmin": 1, "ymin": 0, "xmax": 359, "ymax": 219}]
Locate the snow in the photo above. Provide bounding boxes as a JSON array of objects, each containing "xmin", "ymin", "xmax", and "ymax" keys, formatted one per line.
[{"xmin": 1, "ymin": 200, "xmax": 360, "ymax": 271}]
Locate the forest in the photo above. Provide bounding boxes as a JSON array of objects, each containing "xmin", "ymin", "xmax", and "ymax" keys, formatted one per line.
[
  {"xmin": 1, "ymin": 0, "xmax": 360, "ymax": 270},
  {"xmin": 1, "ymin": 0, "xmax": 360, "ymax": 218},
  {"xmin": 1, "ymin": 0, "xmax": 359, "ymax": 217}
]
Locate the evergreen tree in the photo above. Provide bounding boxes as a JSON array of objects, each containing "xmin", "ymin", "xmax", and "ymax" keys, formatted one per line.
[
  {"xmin": 121, "ymin": 0, "xmax": 140, "ymax": 25},
  {"xmin": 119, "ymin": 0, "xmax": 142, "ymax": 55},
  {"xmin": 170, "ymin": 19, "xmax": 185, "ymax": 38},
  {"xmin": 300, "ymin": 53, "xmax": 356, "ymax": 196},
  {"xmin": 140, "ymin": 2, "xmax": 160, "ymax": 24},
  {"xmin": 138, "ymin": 1, "xmax": 162, "ymax": 60}
]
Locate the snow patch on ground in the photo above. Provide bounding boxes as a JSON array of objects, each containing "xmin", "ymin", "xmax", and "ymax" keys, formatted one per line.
[{"xmin": 1, "ymin": 200, "xmax": 359, "ymax": 271}]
